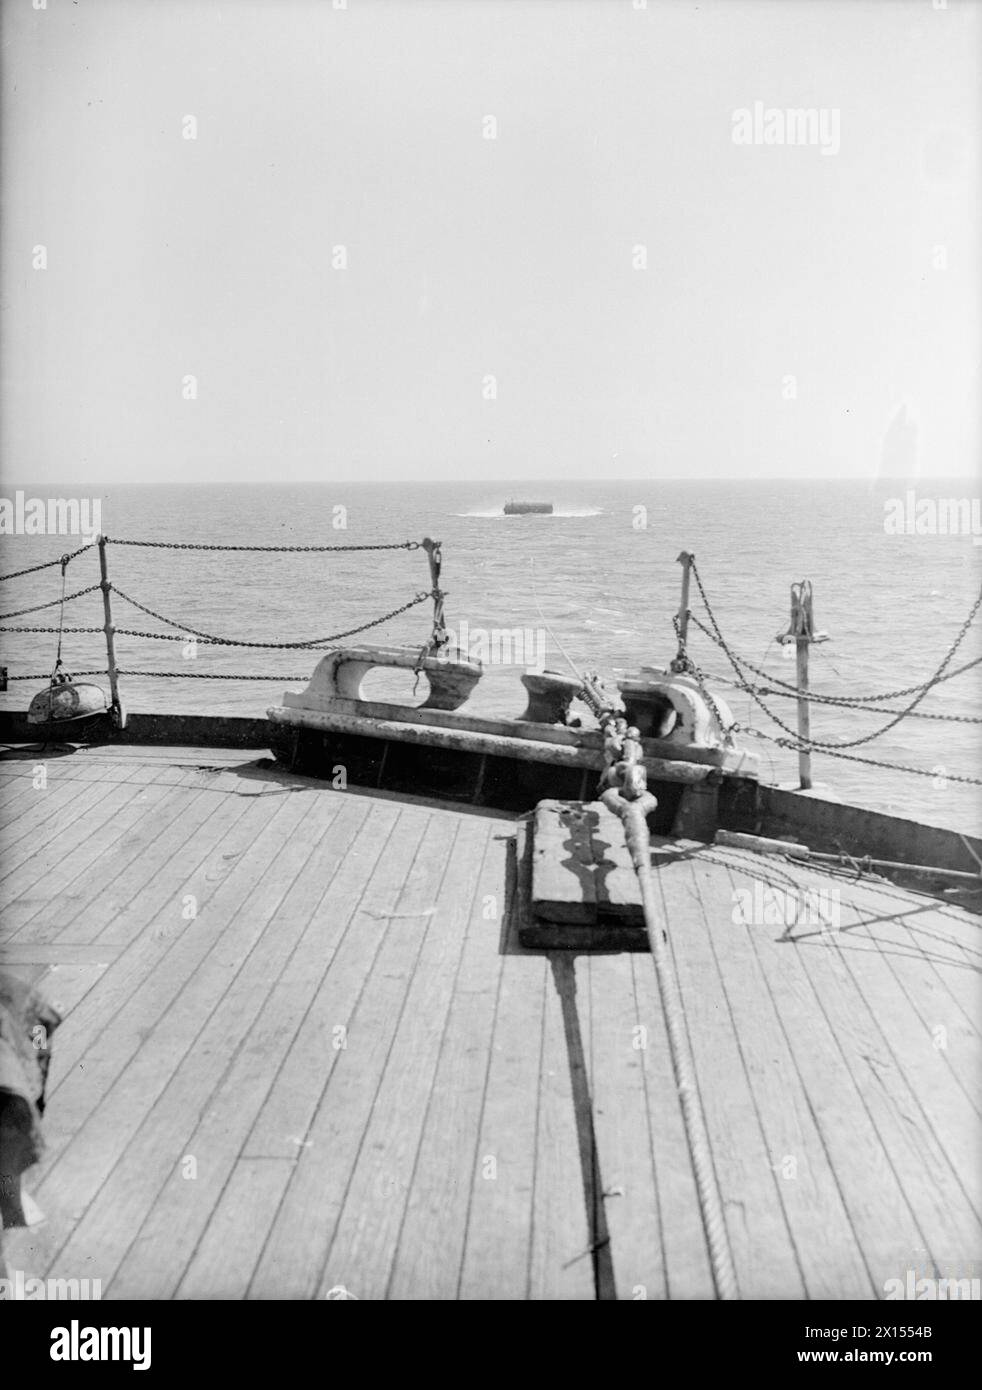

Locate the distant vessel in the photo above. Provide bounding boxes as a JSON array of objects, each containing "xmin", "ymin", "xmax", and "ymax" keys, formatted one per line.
[{"xmin": 504, "ymin": 499, "xmax": 552, "ymax": 515}]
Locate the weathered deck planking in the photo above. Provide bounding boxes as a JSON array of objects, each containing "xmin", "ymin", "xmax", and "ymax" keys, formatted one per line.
[
  {"xmin": 0, "ymin": 785, "xmax": 176, "ymax": 938},
  {"xmin": 386, "ymin": 831, "xmax": 514, "ymax": 1300},
  {"xmin": 7, "ymin": 783, "xmax": 213, "ymax": 946},
  {"xmin": 728, "ymin": 853, "xmax": 973, "ymax": 1289},
  {"xmin": 681, "ymin": 851, "xmax": 874, "ymax": 1299},
  {"xmin": 111, "ymin": 797, "xmax": 385, "ymax": 1299},
  {"xmin": 316, "ymin": 815, "xmax": 494, "ymax": 1300},
  {"xmin": 746, "ymin": 854, "xmax": 982, "ymax": 1258},
  {"xmin": 628, "ymin": 951, "xmax": 717, "ymax": 1300},
  {"xmin": 52, "ymin": 792, "xmax": 359, "ymax": 1293},
  {"xmin": 2, "ymin": 748, "xmax": 979, "ymax": 1299},
  {"xmin": 652, "ymin": 854, "xmax": 808, "ymax": 1298},
  {"xmin": 248, "ymin": 812, "xmax": 451, "ymax": 1297},
  {"xmin": 584, "ymin": 951, "xmax": 666, "ymax": 1301},
  {"xmin": 456, "ymin": 842, "xmax": 552, "ymax": 1300}
]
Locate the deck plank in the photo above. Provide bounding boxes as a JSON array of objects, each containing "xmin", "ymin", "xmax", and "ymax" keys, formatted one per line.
[
  {"xmin": 36, "ymin": 791, "xmax": 307, "ymax": 1185},
  {"xmin": 0, "ymin": 774, "xmax": 82, "ymax": 832},
  {"xmin": 247, "ymin": 811, "xmax": 448, "ymax": 1298},
  {"xmin": 6, "ymin": 742, "xmax": 978, "ymax": 1301},
  {"xmin": 177, "ymin": 1159, "xmax": 299, "ymax": 1301},
  {"xmin": 386, "ymin": 828, "xmax": 513, "ymax": 1300},
  {"xmin": 627, "ymin": 950, "xmax": 715, "ymax": 1301},
  {"xmin": 0, "ymin": 784, "xmax": 174, "ymax": 939},
  {"xmin": 62, "ymin": 789, "xmax": 225, "ymax": 946},
  {"xmin": 683, "ymin": 851, "xmax": 874, "ymax": 1298},
  {"xmin": 37, "ymin": 790, "xmax": 253, "ymax": 1089},
  {"xmin": 9, "ymin": 784, "xmax": 210, "ymax": 946},
  {"xmin": 109, "ymin": 796, "xmax": 392, "ymax": 1299},
  {"xmin": 0, "ymin": 778, "xmax": 131, "ymax": 878},
  {"xmin": 53, "ymin": 789, "xmax": 357, "ymax": 1293},
  {"xmin": 457, "ymin": 829, "xmax": 550, "ymax": 1300},
  {"xmin": 652, "ymin": 856, "xmax": 807, "ymax": 1298},
  {"xmin": 819, "ymin": 873, "xmax": 981, "ymax": 1108},
  {"xmin": 759, "ymin": 855, "xmax": 982, "ymax": 1264},
  {"xmin": 241, "ymin": 805, "xmax": 431, "ymax": 1162},
  {"xmin": 317, "ymin": 816, "xmax": 494, "ymax": 1300},
  {"xmin": 731, "ymin": 854, "xmax": 948, "ymax": 1290},
  {"xmin": 528, "ymin": 954, "xmax": 596, "ymax": 1300},
  {"xmin": 586, "ymin": 951, "xmax": 667, "ymax": 1300}
]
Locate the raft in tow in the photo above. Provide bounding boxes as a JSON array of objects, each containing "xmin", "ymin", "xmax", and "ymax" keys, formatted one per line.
[{"xmin": 504, "ymin": 500, "xmax": 552, "ymax": 515}]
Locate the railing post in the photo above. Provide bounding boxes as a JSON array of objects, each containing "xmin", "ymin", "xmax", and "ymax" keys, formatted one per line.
[
  {"xmin": 421, "ymin": 537, "xmax": 448, "ymax": 650},
  {"xmin": 795, "ymin": 627, "xmax": 812, "ymax": 790},
  {"xmin": 776, "ymin": 580, "xmax": 828, "ymax": 791},
  {"xmin": 97, "ymin": 535, "xmax": 125, "ymax": 727},
  {"xmin": 670, "ymin": 550, "xmax": 694, "ymax": 669}
]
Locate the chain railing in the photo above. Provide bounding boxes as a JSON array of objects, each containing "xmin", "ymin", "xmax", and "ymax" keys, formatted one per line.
[
  {"xmin": 2, "ymin": 537, "xmax": 979, "ymax": 789},
  {"xmin": 0, "ymin": 534, "xmax": 443, "ymax": 719},
  {"xmin": 671, "ymin": 555, "xmax": 982, "ymax": 787}
]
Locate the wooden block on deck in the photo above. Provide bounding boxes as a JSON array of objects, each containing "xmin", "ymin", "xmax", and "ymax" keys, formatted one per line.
[
  {"xmin": 519, "ymin": 814, "xmax": 647, "ymax": 952},
  {"xmin": 531, "ymin": 799, "xmax": 642, "ymax": 924},
  {"xmin": 524, "ymin": 800, "xmax": 704, "ymax": 950}
]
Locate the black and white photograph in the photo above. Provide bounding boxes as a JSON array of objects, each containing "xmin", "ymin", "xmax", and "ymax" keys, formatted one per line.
[{"xmin": 0, "ymin": 0, "xmax": 979, "ymax": 1342}]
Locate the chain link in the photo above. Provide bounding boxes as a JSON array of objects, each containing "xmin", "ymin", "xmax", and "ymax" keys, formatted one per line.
[
  {"xmin": 0, "ymin": 583, "xmax": 101, "ymax": 621},
  {"xmin": 773, "ymin": 737, "xmax": 982, "ymax": 785},
  {"xmin": 104, "ymin": 537, "xmax": 420, "ymax": 553},
  {"xmin": 741, "ymin": 721, "xmax": 982, "ymax": 785},
  {"xmin": 670, "ymin": 609, "xmax": 735, "ymax": 743},
  {"xmin": 687, "ymin": 561, "xmax": 981, "ymax": 751},
  {"xmin": 116, "ymin": 670, "xmax": 313, "ymax": 681},
  {"xmin": 110, "ymin": 584, "xmax": 433, "ymax": 648},
  {"xmin": 0, "ymin": 626, "xmax": 106, "ymax": 636},
  {"xmin": 689, "ymin": 601, "xmax": 981, "ymax": 707},
  {"xmin": 0, "ymin": 542, "xmax": 95, "ymax": 583},
  {"xmin": 738, "ymin": 684, "xmax": 982, "ymax": 723},
  {"xmin": 4, "ymin": 669, "xmax": 108, "ymax": 680},
  {"xmin": 731, "ymin": 652, "xmax": 982, "ymax": 706}
]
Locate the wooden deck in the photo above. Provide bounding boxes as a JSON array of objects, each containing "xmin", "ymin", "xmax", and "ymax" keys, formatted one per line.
[{"xmin": 1, "ymin": 742, "xmax": 979, "ymax": 1299}]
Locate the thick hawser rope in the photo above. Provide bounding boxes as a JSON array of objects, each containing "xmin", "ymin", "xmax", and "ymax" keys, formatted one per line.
[
  {"xmin": 598, "ymin": 724, "xmax": 740, "ymax": 1301},
  {"xmin": 530, "ymin": 563, "xmax": 739, "ymax": 1299}
]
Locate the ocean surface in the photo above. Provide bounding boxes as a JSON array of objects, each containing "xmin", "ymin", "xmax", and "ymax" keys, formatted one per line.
[{"xmin": 2, "ymin": 479, "xmax": 980, "ymax": 834}]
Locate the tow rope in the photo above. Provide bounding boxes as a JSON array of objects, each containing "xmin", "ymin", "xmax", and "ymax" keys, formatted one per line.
[{"xmin": 531, "ymin": 563, "xmax": 739, "ymax": 1299}]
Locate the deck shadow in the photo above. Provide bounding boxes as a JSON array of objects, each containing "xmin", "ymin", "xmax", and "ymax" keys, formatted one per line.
[{"xmin": 497, "ymin": 831, "xmax": 618, "ymax": 1299}]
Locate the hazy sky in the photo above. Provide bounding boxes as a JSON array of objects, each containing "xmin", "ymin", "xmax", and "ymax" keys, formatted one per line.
[{"xmin": 1, "ymin": 0, "xmax": 979, "ymax": 484}]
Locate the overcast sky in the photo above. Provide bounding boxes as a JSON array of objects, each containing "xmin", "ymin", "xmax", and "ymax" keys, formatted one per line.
[{"xmin": 1, "ymin": 0, "xmax": 978, "ymax": 485}]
